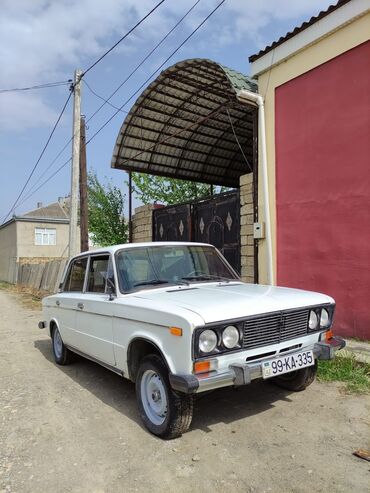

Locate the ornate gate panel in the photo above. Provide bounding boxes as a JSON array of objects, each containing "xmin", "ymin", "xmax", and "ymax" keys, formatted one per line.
[{"xmin": 152, "ymin": 191, "xmax": 240, "ymax": 273}]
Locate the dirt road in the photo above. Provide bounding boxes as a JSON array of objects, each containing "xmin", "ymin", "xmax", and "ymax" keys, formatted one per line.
[{"xmin": 0, "ymin": 290, "xmax": 369, "ymax": 493}]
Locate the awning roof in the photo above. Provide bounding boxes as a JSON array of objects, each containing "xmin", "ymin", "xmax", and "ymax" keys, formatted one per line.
[{"xmin": 111, "ymin": 58, "xmax": 258, "ymax": 187}]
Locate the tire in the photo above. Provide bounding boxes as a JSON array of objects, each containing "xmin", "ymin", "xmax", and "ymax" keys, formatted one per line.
[
  {"xmin": 51, "ymin": 326, "xmax": 72, "ymax": 365},
  {"xmin": 271, "ymin": 361, "xmax": 317, "ymax": 392},
  {"xmin": 136, "ymin": 354, "xmax": 193, "ymax": 439}
]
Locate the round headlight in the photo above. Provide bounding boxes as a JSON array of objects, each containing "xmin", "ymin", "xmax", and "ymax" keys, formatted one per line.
[
  {"xmin": 309, "ymin": 310, "xmax": 319, "ymax": 330},
  {"xmin": 222, "ymin": 325, "xmax": 240, "ymax": 349},
  {"xmin": 199, "ymin": 329, "xmax": 217, "ymax": 353},
  {"xmin": 320, "ymin": 308, "xmax": 329, "ymax": 328}
]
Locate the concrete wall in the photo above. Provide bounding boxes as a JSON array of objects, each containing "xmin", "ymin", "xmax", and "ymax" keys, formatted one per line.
[
  {"xmin": 17, "ymin": 221, "xmax": 70, "ymax": 259},
  {"xmin": 250, "ymin": 10, "xmax": 370, "ymax": 284},
  {"xmin": 0, "ymin": 222, "xmax": 17, "ymax": 283},
  {"xmin": 131, "ymin": 204, "xmax": 156, "ymax": 243},
  {"xmin": 239, "ymin": 174, "xmax": 254, "ymax": 283}
]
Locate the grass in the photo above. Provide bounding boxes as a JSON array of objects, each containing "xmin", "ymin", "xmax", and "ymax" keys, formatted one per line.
[
  {"xmin": 0, "ymin": 281, "xmax": 45, "ymax": 310},
  {"xmin": 317, "ymin": 352, "xmax": 370, "ymax": 394}
]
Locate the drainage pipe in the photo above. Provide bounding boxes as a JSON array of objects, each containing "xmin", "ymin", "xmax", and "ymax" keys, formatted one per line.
[{"xmin": 237, "ymin": 89, "xmax": 274, "ymax": 285}]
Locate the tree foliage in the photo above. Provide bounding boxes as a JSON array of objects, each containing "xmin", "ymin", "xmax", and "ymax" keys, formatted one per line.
[
  {"xmin": 130, "ymin": 173, "xmax": 225, "ymax": 206},
  {"xmin": 87, "ymin": 171, "xmax": 128, "ymax": 247}
]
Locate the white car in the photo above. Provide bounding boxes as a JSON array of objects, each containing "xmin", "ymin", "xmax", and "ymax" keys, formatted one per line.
[{"xmin": 40, "ymin": 242, "xmax": 345, "ymax": 438}]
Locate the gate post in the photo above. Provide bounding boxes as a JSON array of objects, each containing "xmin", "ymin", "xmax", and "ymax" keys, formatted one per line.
[{"xmin": 240, "ymin": 174, "xmax": 255, "ymax": 283}]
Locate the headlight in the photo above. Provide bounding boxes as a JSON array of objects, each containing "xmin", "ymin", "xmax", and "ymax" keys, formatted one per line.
[
  {"xmin": 309, "ymin": 310, "xmax": 319, "ymax": 330},
  {"xmin": 199, "ymin": 329, "xmax": 217, "ymax": 353},
  {"xmin": 222, "ymin": 325, "xmax": 239, "ymax": 349},
  {"xmin": 320, "ymin": 308, "xmax": 330, "ymax": 328}
]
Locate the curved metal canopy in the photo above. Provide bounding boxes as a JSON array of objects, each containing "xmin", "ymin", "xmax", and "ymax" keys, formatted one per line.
[{"xmin": 111, "ymin": 58, "xmax": 258, "ymax": 187}]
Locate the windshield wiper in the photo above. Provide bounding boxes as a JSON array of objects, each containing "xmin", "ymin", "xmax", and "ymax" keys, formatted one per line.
[
  {"xmin": 133, "ymin": 279, "xmax": 170, "ymax": 287},
  {"xmin": 181, "ymin": 274, "xmax": 233, "ymax": 282}
]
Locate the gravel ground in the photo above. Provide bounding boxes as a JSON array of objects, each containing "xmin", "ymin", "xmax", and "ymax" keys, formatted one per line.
[{"xmin": 0, "ymin": 289, "xmax": 369, "ymax": 493}]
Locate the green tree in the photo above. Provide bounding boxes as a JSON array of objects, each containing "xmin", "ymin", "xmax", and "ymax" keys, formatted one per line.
[
  {"xmin": 87, "ymin": 171, "xmax": 128, "ymax": 247},
  {"xmin": 130, "ymin": 173, "xmax": 228, "ymax": 206}
]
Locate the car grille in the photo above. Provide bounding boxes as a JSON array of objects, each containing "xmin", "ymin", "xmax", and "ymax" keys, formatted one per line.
[{"xmin": 242, "ymin": 309, "xmax": 310, "ymax": 350}]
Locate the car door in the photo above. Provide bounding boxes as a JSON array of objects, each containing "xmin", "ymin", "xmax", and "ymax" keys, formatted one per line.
[
  {"xmin": 56, "ymin": 256, "xmax": 88, "ymax": 349},
  {"xmin": 74, "ymin": 254, "xmax": 116, "ymax": 366}
]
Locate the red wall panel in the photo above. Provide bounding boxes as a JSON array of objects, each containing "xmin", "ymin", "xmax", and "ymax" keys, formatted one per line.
[{"xmin": 275, "ymin": 41, "xmax": 370, "ymax": 339}]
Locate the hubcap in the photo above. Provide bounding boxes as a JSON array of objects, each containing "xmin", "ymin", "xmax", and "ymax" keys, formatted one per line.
[
  {"xmin": 53, "ymin": 329, "xmax": 63, "ymax": 359},
  {"xmin": 140, "ymin": 370, "xmax": 168, "ymax": 426}
]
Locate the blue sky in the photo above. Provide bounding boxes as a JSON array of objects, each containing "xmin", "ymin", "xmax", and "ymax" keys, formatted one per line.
[{"xmin": 0, "ymin": 0, "xmax": 332, "ymax": 220}]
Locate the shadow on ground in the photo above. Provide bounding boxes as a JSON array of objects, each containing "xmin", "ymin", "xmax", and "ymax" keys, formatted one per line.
[{"xmin": 34, "ymin": 338, "xmax": 293, "ymax": 434}]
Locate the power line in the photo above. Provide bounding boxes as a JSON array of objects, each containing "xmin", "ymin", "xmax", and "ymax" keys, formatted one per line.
[
  {"xmin": 226, "ymin": 108, "xmax": 252, "ymax": 173},
  {"xmin": 19, "ymin": 0, "xmax": 200, "ymax": 202},
  {"xmin": 1, "ymin": 89, "xmax": 73, "ymax": 224},
  {"xmin": 82, "ymin": 0, "xmax": 166, "ymax": 77},
  {"xmin": 86, "ymin": 0, "xmax": 226, "ymax": 145},
  {"xmin": 85, "ymin": 0, "xmax": 200, "ymax": 124},
  {"xmin": 0, "ymin": 80, "xmax": 72, "ymax": 94}
]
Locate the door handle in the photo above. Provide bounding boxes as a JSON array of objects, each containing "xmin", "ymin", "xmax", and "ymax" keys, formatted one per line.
[
  {"xmin": 56, "ymin": 300, "xmax": 60, "ymax": 306},
  {"xmin": 77, "ymin": 302, "xmax": 84, "ymax": 310}
]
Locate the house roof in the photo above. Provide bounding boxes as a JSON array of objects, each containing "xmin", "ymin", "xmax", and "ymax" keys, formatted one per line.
[
  {"xmin": 249, "ymin": 0, "xmax": 352, "ymax": 63},
  {"xmin": 111, "ymin": 58, "xmax": 258, "ymax": 188},
  {"xmin": 23, "ymin": 201, "xmax": 69, "ymax": 220}
]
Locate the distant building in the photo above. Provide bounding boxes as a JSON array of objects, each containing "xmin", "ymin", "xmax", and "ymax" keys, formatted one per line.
[{"xmin": 0, "ymin": 198, "xmax": 74, "ymax": 283}]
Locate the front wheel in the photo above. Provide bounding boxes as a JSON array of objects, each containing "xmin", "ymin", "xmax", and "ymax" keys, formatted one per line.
[
  {"xmin": 271, "ymin": 361, "xmax": 317, "ymax": 392},
  {"xmin": 136, "ymin": 354, "xmax": 193, "ymax": 439}
]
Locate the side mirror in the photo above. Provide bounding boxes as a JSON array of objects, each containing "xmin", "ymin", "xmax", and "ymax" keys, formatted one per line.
[{"xmin": 106, "ymin": 278, "xmax": 116, "ymax": 301}]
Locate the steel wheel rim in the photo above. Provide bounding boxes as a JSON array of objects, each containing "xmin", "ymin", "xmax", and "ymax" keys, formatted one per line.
[
  {"xmin": 140, "ymin": 370, "xmax": 168, "ymax": 426},
  {"xmin": 53, "ymin": 329, "xmax": 63, "ymax": 359}
]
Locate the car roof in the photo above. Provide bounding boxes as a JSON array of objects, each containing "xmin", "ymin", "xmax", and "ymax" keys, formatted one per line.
[{"xmin": 75, "ymin": 241, "xmax": 214, "ymax": 258}]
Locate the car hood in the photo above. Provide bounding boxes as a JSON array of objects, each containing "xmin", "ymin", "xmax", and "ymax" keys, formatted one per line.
[{"xmin": 132, "ymin": 282, "xmax": 334, "ymax": 324}]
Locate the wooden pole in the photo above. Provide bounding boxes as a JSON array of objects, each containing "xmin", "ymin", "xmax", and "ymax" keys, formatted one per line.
[{"xmin": 79, "ymin": 116, "xmax": 89, "ymax": 252}]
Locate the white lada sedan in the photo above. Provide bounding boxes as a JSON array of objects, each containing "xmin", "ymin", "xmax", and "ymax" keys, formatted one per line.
[{"xmin": 40, "ymin": 242, "xmax": 345, "ymax": 439}]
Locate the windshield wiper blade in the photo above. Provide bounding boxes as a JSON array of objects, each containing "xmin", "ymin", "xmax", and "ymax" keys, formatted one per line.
[
  {"xmin": 181, "ymin": 274, "xmax": 233, "ymax": 282},
  {"xmin": 133, "ymin": 279, "xmax": 170, "ymax": 287}
]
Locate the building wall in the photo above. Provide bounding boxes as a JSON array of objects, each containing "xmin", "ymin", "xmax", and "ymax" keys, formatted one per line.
[
  {"xmin": 0, "ymin": 222, "xmax": 17, "ymax": 283},
  {"xmin": 252, "ymin": 11, "xmax": 370, "ymax": 284},
  {"xmin": 275, "ymin": 41, "xmax": 370, "ymax": 339},
  {"xmin": 16, "ymin": 221, "xmax": 70, "ymax": 259}
]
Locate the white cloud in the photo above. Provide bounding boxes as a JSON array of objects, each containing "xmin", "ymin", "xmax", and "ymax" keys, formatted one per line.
[{"xmin": 0, "ymin": 0, "xmax": 332, "ymax": 131}]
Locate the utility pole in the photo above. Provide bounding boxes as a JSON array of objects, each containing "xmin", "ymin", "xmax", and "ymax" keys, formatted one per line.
[
  {"xmin": 79, "ymin": 116, "xmax": 89, "ymax": 252},
  {"xmin": 69, "ymin": 69, "xmax": 82, "ymax": 258}
]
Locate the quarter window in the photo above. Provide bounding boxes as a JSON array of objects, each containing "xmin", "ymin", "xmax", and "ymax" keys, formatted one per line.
[
  {"xmin": 87, "ymin": 255, "xmax": 110, "ymax": 293},
  {"xmin": 35, "ymin": 228, "xmax": 56, "ymax": 245},
  {"xmin": 64, "ymin": 257, "xmax": 88, "ymax": 292}
]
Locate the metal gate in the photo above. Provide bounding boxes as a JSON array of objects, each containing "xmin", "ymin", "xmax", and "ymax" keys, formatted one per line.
[{"xmin": 152, "ymin": 191, "xmax": 240, "ymax": 273}]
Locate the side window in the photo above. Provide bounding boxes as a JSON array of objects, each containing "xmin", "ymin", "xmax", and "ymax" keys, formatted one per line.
[
  {"xmin": 64, "ymin": 257, "xmax": 88, "ymax": 292},
  {"xmin": 87, "ymin": 255, "xmax": 110, "ymax": 293}
]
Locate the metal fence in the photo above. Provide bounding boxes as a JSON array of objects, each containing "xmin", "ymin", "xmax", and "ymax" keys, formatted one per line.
[{"xmin": 17, "ymin": 259, "xmax": 67, "ymax": 294}]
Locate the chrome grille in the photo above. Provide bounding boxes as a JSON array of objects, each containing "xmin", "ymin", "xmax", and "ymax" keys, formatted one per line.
[{"xmin": 243, "ymin": 309, "xmax": 310, "ymax": 350}]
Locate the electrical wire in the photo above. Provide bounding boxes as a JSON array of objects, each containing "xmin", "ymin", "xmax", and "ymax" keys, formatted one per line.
[
  {"xmin": 18, "ymin": 0, "xmax": 201, "ymax": 201},
  {"xmin": 82, "ymin": 0, "xmax": 166, "ymax": 77},
  {"xmin": 1, "ymin": 90, "xmax": 73, "ymax": 224},
  {"xmin": 0, "ymin": 80, "xmax": 71, "ymax": 94},
  {"xmin": 86, "ymin": 0, "xmax": 226, "ymax": 145},
  {"xmin": 226, "ymin": 108, "xmax": 252, "ymax": 172},
  {"xmin": 85, "ymin": 0, "xmax": 200, "ymax": 124}
]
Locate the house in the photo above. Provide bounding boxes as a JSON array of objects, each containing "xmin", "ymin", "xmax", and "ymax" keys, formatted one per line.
[
  {"xmin": 248, "ymin": 0, "xmax": 370, "ymax": 338},
  {"xmin": 0, "ymin": 198, "xmax": 72, "ymax": 283}
]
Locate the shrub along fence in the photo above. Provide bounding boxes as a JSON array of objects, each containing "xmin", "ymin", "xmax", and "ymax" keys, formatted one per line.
[{"xmin": 17, "ymin": 259, "xmax": 67, "ymax": 294}]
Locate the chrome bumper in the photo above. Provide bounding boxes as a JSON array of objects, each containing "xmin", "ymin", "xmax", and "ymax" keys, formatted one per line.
[{"xmin": 169, "ymin": 336, "xmax": 346, "ymax": 394}]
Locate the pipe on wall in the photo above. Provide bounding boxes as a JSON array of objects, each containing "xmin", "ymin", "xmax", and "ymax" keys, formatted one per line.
[{"xmin": 237, "ymin": 89, "xmax": 274, "ymax": 285}]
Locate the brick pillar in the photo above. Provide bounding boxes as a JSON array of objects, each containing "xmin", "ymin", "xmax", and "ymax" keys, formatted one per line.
[
  {"xmin": 131, "ymin": 204, "xmax": 157, "ymax": 243},
  {"xmin": 240, "ymin": 174, "xmax": 254, "ymax": 283}
]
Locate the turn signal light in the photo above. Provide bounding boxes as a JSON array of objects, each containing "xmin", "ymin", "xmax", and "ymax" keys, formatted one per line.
[
  {"xmin": 325, "ymin": 329, "xmax": 334, "ymax": 341},
  {"xmin": 194, "ymin": 361, "xmax": 211, "ymax": 374},
  {"xmin": 169, "ymin": 327, "xmax": 182, "ymax": 337}
]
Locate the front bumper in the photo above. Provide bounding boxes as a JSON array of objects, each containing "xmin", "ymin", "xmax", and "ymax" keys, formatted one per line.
[{"xmin": 169, "ymin": 336, "xmax": 346, "ymax": 394}]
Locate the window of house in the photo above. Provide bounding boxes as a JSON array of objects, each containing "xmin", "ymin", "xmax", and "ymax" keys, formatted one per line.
[
  {"xmin": 35, "ymin": 228, "xmax": 56, "ymax": 246},
  {"xmin": 64, "ymin": 257, "xmax": 88, "ymax": 292},
  {"xmin": 87, "ymin": 255, "xmax": 110, "ymax": 293}
]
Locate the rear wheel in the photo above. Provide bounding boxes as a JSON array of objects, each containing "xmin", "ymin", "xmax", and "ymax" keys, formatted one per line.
[
  {"xmin": 271, "ymin": 361, "xmax": 317, "ymax": 392},
  {"xmin": 136, "ymin": 354, "xmax": 193, "ymax": 439},
  {"xmin": 52, "ymin": 326, "xmax": 72, "ymax": 365}
]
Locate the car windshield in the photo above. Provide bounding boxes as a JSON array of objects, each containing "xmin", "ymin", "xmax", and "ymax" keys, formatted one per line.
[{"xmin": 115, "ymin": 245, "xmax": 239, "ymax": 293}]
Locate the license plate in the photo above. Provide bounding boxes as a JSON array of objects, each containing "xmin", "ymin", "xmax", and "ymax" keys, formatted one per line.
[{"xmin": 262, "ymin": 350, "xmax": 314, "ymax": 379}]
